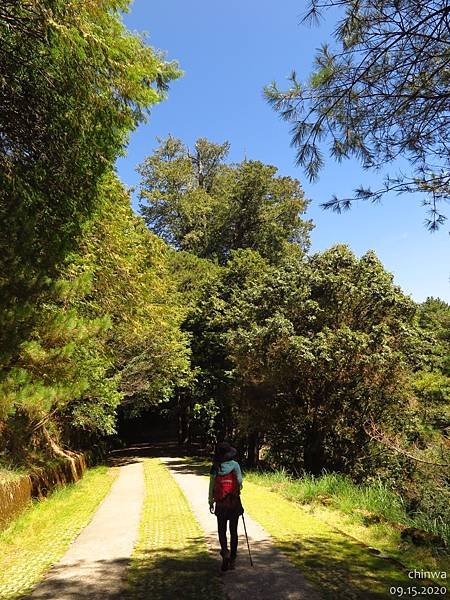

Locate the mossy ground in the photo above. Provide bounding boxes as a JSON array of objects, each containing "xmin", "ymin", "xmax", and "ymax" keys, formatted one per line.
[
  {"xmin": 126, "ymin": 458, "xmax": 223, "ymax": 600},
  {"xmin": 0, "ymin": 465, "xmax": 117, "ymax": 600}
]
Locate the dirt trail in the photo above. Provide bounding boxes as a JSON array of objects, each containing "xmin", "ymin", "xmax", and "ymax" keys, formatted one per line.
[
  {"xmin": 25, "ymin": 459, "xmax": 144, "ymax": 600},
  {"xmin": 161, "ymin": 456, "xmax": 322, "ymax": 600}
]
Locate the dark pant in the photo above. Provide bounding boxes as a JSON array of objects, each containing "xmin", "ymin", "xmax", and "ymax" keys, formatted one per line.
[{"xmin": 217, "ymin": 514, "xmax": 239, "ymax": 559}]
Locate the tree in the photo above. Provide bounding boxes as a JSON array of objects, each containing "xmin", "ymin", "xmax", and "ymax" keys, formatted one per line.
[
  {"xmin": 0, "ymin": 1, "xmax": 182, "ymax": 464},
  {"xmin": 0, "ymin": 263, "xmax": 120, "ymax": 462},
  {"xmin": 0, "ymin": 0, "xmax": 180, "ymax": 366},
  {"xmin": 138, "ymin": 137, "xmax": 312, "ymax": 263},
  {"xmin": 226, "ymin": 246, "xmax": 419, "ymax": 474},
  {"xmin": 265, "ymin": 0, "xmax": 450, "ymax": 230},
  {"xmin": 0, "ymin": 0, "xmax": 179, "ymax": 274},
  {"xmin": 0, "ymin": 175, "xmax": 191, "ymax": 464},
  {"xmin": 74, "ymin": 175, "xmax": 191, "ymax": 417},
  {"xmin": 177, "ymin": 249, "xmax": 270, "ymax": 450},
  {"xmin": 413, "ymin": 298, "xmax": 450, "ymax": 434}
]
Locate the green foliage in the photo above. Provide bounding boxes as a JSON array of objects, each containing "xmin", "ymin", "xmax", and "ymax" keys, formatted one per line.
[
  {"xmin": 0, "ymin": 270, "xmax": 119, "ymax": 460},
  {"xmin": 410, "ymin": 298, "xmax": 450, "ymax": 444},
  {"xmin": 168, "ymin": 251, "xmax": 222, "ymax": 310},
  {"xmin": 72, "ymin": 175, "xmax": 191, "ymax": 417},
  {"xmin": 1, "ymin": 172, "xmax": 191, "ymax": 463},
  {"xmin": 179, "ymin": 249, "xmax": 270, "ymax": 442},
  {"xmin": 0, "ymin": 2, "xmax": 184, "ymax": 462},
  {"xmin": 138, "ymin": 136, "xmax": 312, "ymax": 263},
  {"xmin": 417, "ymin": 298, "xmax": 450, "ymax": 373},
  {"xmin": 139, "ymin": 136, "xmax": 313, "ymax": 444},
  {"xmin": 0, "ymin": 0, "xmax": 179, "ymax": 274},
  {"xmin": 195, "ymin": 245, "xmax": 417, "ymax": 475},
  {"xmin": 265, "ymin": 0, "xmax": 450, "ymax": 229},
  {"xmin": 0, "ymin": 0, "xmax": 180, "ymax": 391}
]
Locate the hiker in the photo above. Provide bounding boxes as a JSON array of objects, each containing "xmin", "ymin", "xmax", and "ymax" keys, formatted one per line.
[{"xmin": 208, "ymin": 442, "xmax": 244, "ymax": 571}]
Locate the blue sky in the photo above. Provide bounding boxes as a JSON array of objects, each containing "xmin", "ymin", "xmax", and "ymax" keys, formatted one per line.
[{"xmin": 116, "ymin": 0, "xmax": 449, "ymax": 303}]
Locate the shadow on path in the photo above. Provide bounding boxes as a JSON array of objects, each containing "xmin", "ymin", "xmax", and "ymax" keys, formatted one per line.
[
  {"xmin": 128, "ymin": 537, "xmax": 223, "ymax": 600},
  {"xmin": 110, "ymin": 441, "xmax": 209, "ymax": 460},
  {"xmin": 162, "ymin": 458, "xmax": 210, "ymax": 477},
  {"xmin": 274, "ymin": 535, "xmax": 406, "ymax": 600},
  {"xmin": 22, "ymin": 558, "xmax": 130, "ymax": 600},
  {"xmin": 23, "ymin": 544, "xmax": 221, "ymax": 600}
]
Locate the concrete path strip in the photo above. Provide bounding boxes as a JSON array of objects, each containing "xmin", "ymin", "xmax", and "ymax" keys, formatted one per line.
[
  {"xmin": 25, "ymin": 459, "xmax": 144, "ymax": 600},
  {"xmin": 161, "ymin": 457, "xmax": 322, "ymax": 600}
]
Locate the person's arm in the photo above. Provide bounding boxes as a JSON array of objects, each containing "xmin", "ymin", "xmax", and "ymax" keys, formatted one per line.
[{"xmin": 208, "ymin": 474, "xmax": 215, "ymax": 507}]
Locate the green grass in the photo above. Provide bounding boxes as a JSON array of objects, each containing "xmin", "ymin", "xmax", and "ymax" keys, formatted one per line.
[
  {"xmin": 178, "ymin": 459, "xmax": 448, "ymax": 598},
  {"xmin": 127, "ymin": 458, "xmax": 223, "ymax": 600},
  {"xmin": 242, "ymin": 480, "xmax": 413, "ymax": 600},
  {"xmin": 0, "ymin": 465, "xmax": 117, "ymax": 600},
  {"xmin": 246, "ymin": 470, "xmax": 449, "ymax": 580},
  {"xmin": 248, "ymin": 471, "xmax": 405, "ymax": 524},
  {"xmin": 0, "ymin": 467, "xmax": 28, "ymax": 483}
]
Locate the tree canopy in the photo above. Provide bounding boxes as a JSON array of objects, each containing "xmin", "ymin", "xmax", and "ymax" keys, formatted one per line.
[
  {"xmin": 0, "ymin": 0, "xmax": 183, "ymax": 463},
  {"xmin": 183, "ymin": 245, "xmax": 420, "ymax": 473},
  {"xmin": 138, "ymin": 136, "xmax": 313, "ymax": 263},
  {"xmin": 0, "ymin": 0, "xmax": 179, "ymax": 281},
  {"xmin": 265, "ymin": 0, "xmax": 450, "ymax": 230}
]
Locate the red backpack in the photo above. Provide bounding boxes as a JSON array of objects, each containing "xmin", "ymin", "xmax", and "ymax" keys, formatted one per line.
[{"xmin": 213, "ymin": 469, "xmax": 239, "ymax": 502}]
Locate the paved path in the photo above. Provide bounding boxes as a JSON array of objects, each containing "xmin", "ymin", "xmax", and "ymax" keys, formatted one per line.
[
  {"xmin": 25, "ymin": 460, "xmax": 144, "ymax": 600},
  {"xmin": 161, "ymin": 457, "xmax": 322, "ymax": 600}
]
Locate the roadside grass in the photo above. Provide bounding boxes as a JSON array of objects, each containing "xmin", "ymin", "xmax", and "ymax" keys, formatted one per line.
[
  {"xmin": 180, "ymin": 458, "xmax": 448, "ymax": 598},
  {"xmin": 0, "ymin": 467, "xmax": 28, "ymax": 483},
  {"xmin": 126, "ymin": 458, "xmax": 223, "ymax": 600},
  {"xmin": 248, "ymin": 470, "xmax": 449, "ymax": 543},
  {"xmin": 241, "ymin": 481, "xmax": 413, "ymax": 600},
  {"xmin": 0, "ymin": 465, "xmax": 117, "ymax": 600},
  {"xmin": 246, "ymin": 470, "xmax": 449, "ymax": 576}
]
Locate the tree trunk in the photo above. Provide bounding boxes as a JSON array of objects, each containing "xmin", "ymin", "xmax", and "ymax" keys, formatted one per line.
[
  {"xmin": 303, "ymin": 424, "xmax": 326, "ymax": 475},
  {"xmin": 177, "ymin": 393, "xmax": 191, "ymax": 447},
  {"xmin": 246, "ymin": 431, "xmax": 260, "ymax": 468}
]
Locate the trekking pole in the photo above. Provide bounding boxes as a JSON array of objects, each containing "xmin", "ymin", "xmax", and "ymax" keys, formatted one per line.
[{"xmin": 241, "ymin": 514, "xmax": 254, "ymax": 567}]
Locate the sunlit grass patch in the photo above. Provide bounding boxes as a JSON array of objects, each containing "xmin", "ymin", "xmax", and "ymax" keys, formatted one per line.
[
  {"xmin": 0, "ymin": 467, "xmax": 27, "ymax": 483},
  {"xmin": 242, "ymin": 480, "xmax": 413, "ymax": 599},
  {"xmin": 248, "ymin": 471, "xmax": 405, "ymax": 520},
  {"xmin": 127, "ymin": 458, "xmax": 223, "ymax": 600},
  {"xmin": 247, "ymin": 470, "xmax": 449, "ymax": 549},
  {"xmin": 0, "ymin": 465, "xmax": 117, "ymax": 600},
  {"xmin": 243, "ymin": 472, "xmax": 450, "ymax": 596}
]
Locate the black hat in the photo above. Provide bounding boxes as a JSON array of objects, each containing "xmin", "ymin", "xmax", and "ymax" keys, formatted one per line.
[{"xmin": 214, "ymin": 441, "xmax": 237, "ymax": 462}]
